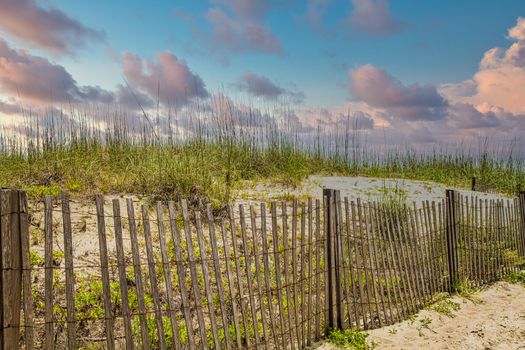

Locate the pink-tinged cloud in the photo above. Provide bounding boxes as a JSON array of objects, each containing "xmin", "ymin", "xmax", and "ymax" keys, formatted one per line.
[
  {"xmin": 0, "ymin": 0, "xmax": 104, "ymax": 55},
  {"xmin": 121, "ymin": 52, "xmax": 209, "ymax": 107},
  {"xmin": 205, "ymin": 0, "xmax": 283, "ymax": 56},
  {"xmin": 442, "ymin": 17, "xmax": 525, "ymax": 115},
  {"xmin": 508, "ymin": 17, "xmax": 525, "ymax": 42},
  {"xmin": 114, "ymin": 84, "xmax": 155, "ymax": 111},
  {"xmin": 0, "ymin": 38, "xmax": 112, "ymax": 104},
  {"xmin": 346, "ymin": 0, "xmax": 407, "ymax": 36},
  {"xmin": 349, "ymin": 64, "xmax": 447, "ymax": 121},
  {"xmin": 447, "ymin": 103, "xmax": 501, "ymax": 129},
  {"xmin": 235, "ymin": 71, "xmax": 304, "ymax": 103}
]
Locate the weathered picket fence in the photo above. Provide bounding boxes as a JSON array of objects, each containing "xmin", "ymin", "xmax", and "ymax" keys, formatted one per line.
[{"xmin": 0, "ymin": 188, "xmax": 523, "ymax": 349}]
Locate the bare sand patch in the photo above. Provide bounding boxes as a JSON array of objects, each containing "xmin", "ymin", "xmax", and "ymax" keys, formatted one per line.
[
  {"xmin": 316, "ymin": 281, "xmax": 525, "ymax": 350},
  {"xmin": 236, "ymin": 176, "xmax": 507, "ymax": 205}
]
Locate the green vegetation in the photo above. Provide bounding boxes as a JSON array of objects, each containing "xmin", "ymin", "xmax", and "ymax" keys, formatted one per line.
[
  {"xmin": 416, "ymin": 317, "xmax": 432, "ymax": 336},
  {"xmin": 0, "ymin": 111, "xmax": 523, "ymax": 204},
  {"xmin": 453, "ymin": 278, "xmax": 480, "ymax": 301},
  {"xmin": 429, "ymin": 298, "xmax": 461, "ymax": 318},
  {"xmin": 501, "ymin": 270, "xmax": 525, "ymax": 284},
  {"xmin": 326, "ymin": 328, "xmax": 375, "ymax": 350}
]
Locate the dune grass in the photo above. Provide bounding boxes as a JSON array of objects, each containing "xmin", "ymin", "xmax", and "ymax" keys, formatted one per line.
[
  {"xmin": 1, "ymin": 139, "xmax": 523, "ymax": 204},
  {"xmin": 0, "ymin": 108, "xmax": 524, "ymax": 203}
]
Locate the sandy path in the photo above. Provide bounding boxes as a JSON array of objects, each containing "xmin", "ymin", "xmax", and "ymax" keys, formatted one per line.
[
  {"xmin": 236, "ymin": 176, "xmax": 508, "ymax": 205},
  {"xmin": 317, "ymin": 281, "xmax": 525, "ymax": 350}
]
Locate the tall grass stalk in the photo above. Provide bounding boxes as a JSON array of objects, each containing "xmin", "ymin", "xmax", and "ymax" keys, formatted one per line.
[{"xmin": 0, "ymin": 104, "xmax": 524, "ymax": 202}]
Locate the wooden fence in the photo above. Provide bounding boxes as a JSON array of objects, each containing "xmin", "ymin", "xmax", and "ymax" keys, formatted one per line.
[{"xmin": 0, "ymin": 189, "xmax": 524, "ymax": 349}]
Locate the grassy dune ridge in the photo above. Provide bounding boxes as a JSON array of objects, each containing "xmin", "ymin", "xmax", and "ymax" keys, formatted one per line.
[{"xmin": 0, "ymin": 109, "xmax": 524, "ymax": 202}]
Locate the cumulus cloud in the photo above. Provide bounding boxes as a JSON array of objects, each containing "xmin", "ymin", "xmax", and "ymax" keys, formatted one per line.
[
  {"xmin": 235, "ymin": 71, "xmax": 305, "ymax": 103},
  {"xmin": 204, "ymin": 0, "xmax": 283, "ymax": 58},
  {"xmin": 345, "ymin": 0, "xmax": 407, "ymax": 36},
  {"xmin": 114, "ymin": 84, "xmax": 155, "ymax": 111},
  {"xmin": 121, "ymin": 51, "xmax": 209, "ymax": 107},
  {"xmin": 349, "ymin": 64, "xmax": 448, "ymax": 121},
  {"xmin": 447, "ymin": 103, "xmax": 501, "ymax": 130},
  {"xmin": 0, "ymin": 0, "xmax": 104, "ymax": 55},
  {"xmin": 442, "ymin": 17, "xmax": 525, "ymax": 115},
  {"xmin": 0, "ymin": 38, "xmax": 113, "ymax": 104}
]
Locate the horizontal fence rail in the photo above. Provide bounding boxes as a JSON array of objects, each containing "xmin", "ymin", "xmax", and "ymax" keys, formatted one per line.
[{"xmin": 0, "ymin": 189, "xmax": 523, "ymax": 349}]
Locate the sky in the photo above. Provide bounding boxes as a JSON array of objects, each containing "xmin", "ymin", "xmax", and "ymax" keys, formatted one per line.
[{"xmin": 1, "ymin": 0, "xmax": 525, "ymax": 147}]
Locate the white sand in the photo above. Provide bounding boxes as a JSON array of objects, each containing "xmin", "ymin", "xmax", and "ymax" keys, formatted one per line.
[
  {"xmin": 236, "ymin": 176, "xmax": 508, "ymax": 205},
  {"xmin": 316, "ymin": 281, "xmax": 525, "ymax": 350}
]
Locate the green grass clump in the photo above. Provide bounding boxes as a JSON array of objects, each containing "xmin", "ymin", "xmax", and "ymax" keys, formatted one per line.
[
  {"xmin": 327, "ymin": 329, "xmax": 375, "ymax": 350},
  {"xmin": 501, "ymin": 270, "xmax": 525, "ymax": 284},
  {"xmin": 429, "ymin": 299, "xmax": 461, "ymax": 317}
]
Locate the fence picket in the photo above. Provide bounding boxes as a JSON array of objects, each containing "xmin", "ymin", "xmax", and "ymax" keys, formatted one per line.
[
  {"xmin": 380, "ymin": 203, "xmax": 404, "ymax": 322},
  {"xmin": 270, "ymin": 202, "xmax": 288, "ymax": 349},
  {"xmin": 314, "ymin": 199, "xmax": 322, "ymax": 340},
  {"xmin": 519, "ymin": 192, "xmax": 525, "ymax": 255},
  {"xmin": 194, "ymin": 211, "xmax": 221, "ymax": 349},
  {"xmin": 167, "ymin": 201, "xmax": 196, "ymax": 349},
  {"xmin": 228, "ymin": 206, "xmax": 251, "ymax": 348},
  {"xmin": 367, "ymin": 204, "xmax": 388, "ymax": 326},
  {"xmin": 1, "ymin": 191, "xmax": 22, "ymax": 350},
  {"xmin": 260, "ymin": 203, "xmax": 279, "ymax": 348},
  {"xmin": 479, "ymin": 198, "xmax": 487, "ymax": 284},
  {"xmin": 354, "ymin": 200, "xmax": 373, "ymax": 329},
  {"xmin": 19, "ymin": 191, "xmax": 34, "ymax": 350},
  {"xmin": 141, "ymin": 205, "xmax": 167, "ymax": 350},
  {"xmin": 338, "ymin": 198, "xmax": 352, "ymax": 329},
  {"xmin": 95, "ymin": 195, "xmax": 115, "ymax": 350},
  {"xmin": 249, "ymin": 205, "xmax": 270, "ymax": 349},
  {"xmin": 291, "ymin": 200, "xmax": 302, "ymax": 346},
  {"xmin": 299, "ymin": 202, "xmax": 307, "ymax": 345},
  {"xmin": 206, "ymin": 205, "xmax": 232, "ymax": 350},
  {"xmin": 239, "ymin": 204, "xmax": 261, "ymax": 348},
  {"xmin": 400, "ymin": 205, "xmax": 421, "ymax": 312},
  {"xmin": 344, "ymin": 198, "xmax": 361, "ymax": 327},
  {"xmin": 282, "ymin": 201, "xmax": 297, "ymax": 348},
  {"xmin": 180, "ymin": 200, "xmax": 209, "ymax": 349},
  {"xmin": 306, "ymin": 199, "xmax": 314, "ymax": 344},
  {"xmin": 61, "ymin": 191, "xmax": 77, "ymax": 350},
  {"xmin": 126, "ymin": 199, "xmax": 151, "ymax": 349},
  {"xmin": 112, "ymin": 199, "xmax": 134, "ymax": 350},
  {"xmin": 43, "ymin": 196, "xmax": 54, "ymax": 350},
  {"xmin": 422, "ymin": 201, "xmax": 438, "ymax": 296},
  {"xmin": 156, "ymin": 202, "xmax": 182, "ymax": 350},
  {"xmin": 393, "ymin": 207, "xmax": 416, "ymax": 313}
]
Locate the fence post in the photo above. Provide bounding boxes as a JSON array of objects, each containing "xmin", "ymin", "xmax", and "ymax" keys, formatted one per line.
[
  {"xmin": 519, "ymin": 191, "xmax": 525, "ymax": 257},
  {"xmin": 0, "ymin": 189, "xmax": 24, "ymax": 350},
  {"xmin": 445, "ymin": 190, "xmax": 459, "ymax": 292},
  {"xmin": 324, "ymin": 189, "xmax": 342, "ymax": 332}
]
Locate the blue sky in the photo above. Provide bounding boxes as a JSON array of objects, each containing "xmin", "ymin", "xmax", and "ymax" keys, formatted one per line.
[
  {"xmin": 48, "ymin": 0, "xmax": 525, "ymax": 105},
  {"xmin": 1, "ymin": 0, "xmax": 525, "ymax": 145}
]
